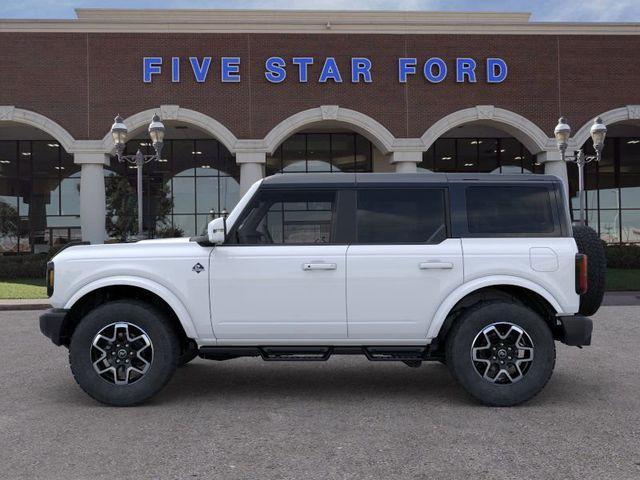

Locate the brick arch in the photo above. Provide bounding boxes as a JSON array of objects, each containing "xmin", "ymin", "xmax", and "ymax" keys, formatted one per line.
[
  {"xmin": 263, "ymin": 106, "xmax": 396, "ymax": 155},
  {"xmin": 572, "ymin": 105, "xmax": 640, "ymax": 148},
  {"xmin": 0, "ymin": 106, "xmax": 76, "ymax": 153},
  {"xmin": 421, "ymin": 106, "xmax": 553, "ymax": 154},
  {"xmin": 100, "ymin": 105, "xmax": 239, "ymax": 154}
]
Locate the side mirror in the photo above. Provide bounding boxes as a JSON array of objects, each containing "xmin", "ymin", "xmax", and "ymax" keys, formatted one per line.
[{"xmin": 207, "ymin": 217, "xmax": 226, "ymax": 245}]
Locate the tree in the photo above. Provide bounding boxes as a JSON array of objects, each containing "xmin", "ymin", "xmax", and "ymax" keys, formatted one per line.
[
  {"xmin": 105, "ymin": 175, "xmax": 174, "ymax": 241},
  {"xmin": 0, "ymin": 200, "xmax": 21, "ymax": 250}
]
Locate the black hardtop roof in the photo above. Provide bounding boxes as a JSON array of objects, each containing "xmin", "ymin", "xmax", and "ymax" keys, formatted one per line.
[{"xmin": 261, "ymin": 172, "xmax": 562, "ymax": 188}]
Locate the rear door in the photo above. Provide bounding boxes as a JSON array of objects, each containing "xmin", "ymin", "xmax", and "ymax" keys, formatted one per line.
[
  {"xmin": 210, "ymin": 188, "xmax": 348, "ymax": 340},
  {"xmin": 346, "ymin": 187, "xmax": 463, "ymax": 340},
  {"xmin": 459, "ymin": 183, "xmax": 579, "ymax": 312}
]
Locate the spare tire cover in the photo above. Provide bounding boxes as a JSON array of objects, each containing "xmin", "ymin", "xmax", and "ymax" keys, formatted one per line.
[{"xmin": 572, "ymin": 224, "xmax": 606, "ymax": 316}]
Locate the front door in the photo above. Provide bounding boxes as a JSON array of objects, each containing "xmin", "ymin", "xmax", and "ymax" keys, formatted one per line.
[
  {"xmin": 346, "ymin": 187, "xmax": 463, "ymax": 340},
  {"xmin": 210, "ymin": 188, "xmax": 347, "ymax": 340}
]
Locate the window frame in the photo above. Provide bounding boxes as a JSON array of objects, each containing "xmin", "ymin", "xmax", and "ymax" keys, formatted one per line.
[
  {"xmin": 452, "ymin": 183, "xmax": 566, "ymax": 238},
  {"xmin": 352, "ymin": 186, "xmax": 451, "ymax": 245},
  {"xmin": 226, "ymin": 187, "xmax": 347, "ymax": 246}
]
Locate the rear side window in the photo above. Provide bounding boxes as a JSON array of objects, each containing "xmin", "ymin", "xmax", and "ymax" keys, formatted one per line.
[
  {"xmin": 465, "ymin": 186, "xmax": 556, "ymax": 235},
  {"xmin": 356, "ymin": 188, "xmax": 447, "ymax": 243}
]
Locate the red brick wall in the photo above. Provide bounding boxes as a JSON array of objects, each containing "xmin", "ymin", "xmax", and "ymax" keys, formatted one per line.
[{"xmin": 1, "ymin": 32, "xmax": 639, "ymax": 142}]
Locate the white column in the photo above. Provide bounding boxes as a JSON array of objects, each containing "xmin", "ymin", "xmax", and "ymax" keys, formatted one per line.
[
  {"xmin": 75, "ymin": 152, "xmax": 109, "ymax": 244},
  {"xmin": 389, "ymin": 151, "xmax": 422, "ymax": 173},
  {"xmin": 537, "ymin": 150, "xmax": 570, "ymax": 212},
  {"xmin": 237, "ymin": 151, "xmax": 266, "ymax": 196}
]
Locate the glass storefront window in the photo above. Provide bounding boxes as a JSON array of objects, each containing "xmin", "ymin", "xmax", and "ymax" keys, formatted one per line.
[
  {"xmin": 456, "ymin": 138, "xmax": 477, "ymax": 170},
  {"xmin": 434, "ymin": 138, "xmax": 456, "ymax": 171},
  {"xmin": 266, "ymin": 132, "xmax": 372, "ymax": 174},
  {"xmin": 306, "ymin": 134, "xmax": 331, "ymax": 172},
  {"xmin": 0, "ymin": 140, "xmax": 81, "ymax": 252},
  {"xmin": 282, "ymin": 135, "xmax": 306, "ymax": 173},
  {"xmin": 621, "ymin": 210, "xmax": 640, "ymax": 243},
  {"xmin": 422, "ymin": 136, "xmax": 533, "ymax": 174},
  {"xmin": 107, "ymin": 138, "xmax": 240, "ymax": 238},
  {"xmin": 567, "ymin": 136, "xmax": 640, "ymax": 244},
  {"xmin": 478, "ymin": 139, "xmax": 499, "ymax": 172}
]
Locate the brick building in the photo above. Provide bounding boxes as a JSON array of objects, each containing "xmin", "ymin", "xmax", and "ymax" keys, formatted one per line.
[{"xmin": 1, "ymin": 9, "xmax": 639, "ymax": 250}]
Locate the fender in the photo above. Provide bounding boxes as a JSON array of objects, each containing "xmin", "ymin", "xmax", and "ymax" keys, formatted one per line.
[
  {"xmin": 426, "ymin": 275, "xmax": 563, "ymax": 339},
  {"xmin": 63, "ymin": 275, "xmax": 198, "ymax": 338}
]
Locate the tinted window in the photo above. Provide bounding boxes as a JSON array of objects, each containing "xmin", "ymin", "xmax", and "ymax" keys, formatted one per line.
[
  {"xmin": 356, "ymin": 189, "xmax": 447, "ymax": 243},
  {"xmin": 236, "ymin": 190, "xmax": 335, "ymax": 244},
  {"xmin": 466, "ymin": 186, "xmax": 555, "ymax": 234}
]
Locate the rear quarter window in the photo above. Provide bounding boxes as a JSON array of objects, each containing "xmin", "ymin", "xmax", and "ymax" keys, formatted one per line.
[{"xmin": 465, "ymin": 185, "xmax": 557, "ymax": 235}]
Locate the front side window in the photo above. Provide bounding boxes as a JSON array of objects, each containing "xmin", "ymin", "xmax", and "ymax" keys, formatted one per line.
[
  {"xmin": 356, "ymin": 188, "xmax": 447, "ymax": 244},
  {"xmin": 235, "ymin": 190, "xmax": 335, "ymax": 244},
  {"xmin": 466, "ymin": 186, "xmax": 556, "ymax": 235}
]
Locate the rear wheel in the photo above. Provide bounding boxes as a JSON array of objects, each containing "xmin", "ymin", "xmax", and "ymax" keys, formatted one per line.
[
  {"xmin": 446, "ymin": 300, "xmax": 555, "ymax": 407},
  {"xmin": 69, "ymin": 300, "xmax": 179, "ymax": 406}
]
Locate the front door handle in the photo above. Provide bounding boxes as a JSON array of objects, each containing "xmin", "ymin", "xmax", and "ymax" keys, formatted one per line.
[
  {"xmin": 419, "ymin": 261, "xmax": 454, "ymax": 270},
  {"xmin": 303, "ymin": 263, "xmax": 337, "ymax": 271}
]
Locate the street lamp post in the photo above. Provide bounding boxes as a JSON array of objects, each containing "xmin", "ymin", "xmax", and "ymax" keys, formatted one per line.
[
  {"xmin": 554, "ymin": 116, "xmax": 607, "ymax": 225},
  {"xmin": 110, "ymin": 114, "xmax": 166, "ymax": 237}
]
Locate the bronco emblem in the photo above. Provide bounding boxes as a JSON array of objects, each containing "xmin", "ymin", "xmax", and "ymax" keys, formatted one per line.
[{"xmin": 192, "ymin": 263, "xmax": 205, "ymax": 274}]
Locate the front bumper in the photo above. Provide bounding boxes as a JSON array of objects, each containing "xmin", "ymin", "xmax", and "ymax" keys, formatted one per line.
[
  {"xmin": 557, "ymin": 314, "xmax": 593, "ymax": 346},
  {"xmin": 39, "ymin": 308, "xmax": 70, "ymax": 346}
]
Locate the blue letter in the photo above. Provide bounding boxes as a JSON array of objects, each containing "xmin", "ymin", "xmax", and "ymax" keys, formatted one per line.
[
  {"xmin": 222, "ymin": 57, "xmax": 241, "ymax": 83},
  {"xmin": 171, "ymin": 57, "xmax": 180, "ymax": 83},
  {"xmin": 424, "ymin": 57, "xmax": 447, "ymax": 83},
  {"xmin": 487, "ymin": 58, "xmax": 508, "ymax": 83},
  {"xmin": 292, "ymin": 57, "xmax": 313, "ymax": 82},
  {"xmin": 143, "ymin": 57, "xmax": 162, "ymax": 83},
  {"xmin": 456, "ymin": 58, "xmax": 477, "ymax": 83},
  {"xmin": 398, "ymin": 58, "xmax": 417, "ymax": 83},
  {"xmin": 265, "ymin": 56, "xmax": 287, "ymax": 83},
  {"xmin": 351, "ymin": 57, "xmax": 372, "ymax": 83},
  {"xmin": 319, "ymin": 57, "xmax": 343, "ymax": 83},
  {"xmin": 189, "ymin": 57, "xmax": 211, "ymax": 83}
]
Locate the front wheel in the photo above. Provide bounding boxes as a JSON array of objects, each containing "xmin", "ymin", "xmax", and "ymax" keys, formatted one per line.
[
  {"xmin": 69, "ymin": 300, "xmax": 180, "ymax": 406},
  {"xmin": 446, "ymin": 301, "xmax": 556, "ymax": 407}
]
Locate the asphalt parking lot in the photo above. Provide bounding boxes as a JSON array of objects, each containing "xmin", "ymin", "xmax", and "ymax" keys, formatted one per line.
[{"xmin": 1, "ymin": 308, "xmax": 639, "ymax": 480}]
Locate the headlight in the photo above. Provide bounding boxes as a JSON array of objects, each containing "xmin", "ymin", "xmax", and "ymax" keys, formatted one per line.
[{"xmin": 46, "ymin": 262, "xmax": 54, "ymax": 297}]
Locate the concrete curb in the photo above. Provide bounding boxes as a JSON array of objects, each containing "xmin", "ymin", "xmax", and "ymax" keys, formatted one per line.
[{"xmin": 0, "ymin": 300, "xmax": 50, "ymax": 312}]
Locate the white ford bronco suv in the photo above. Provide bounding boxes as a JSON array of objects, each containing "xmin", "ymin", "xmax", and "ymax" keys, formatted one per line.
[{"xmin": 40, "ymin": 173, "xmax": 605, "ymax": 407}]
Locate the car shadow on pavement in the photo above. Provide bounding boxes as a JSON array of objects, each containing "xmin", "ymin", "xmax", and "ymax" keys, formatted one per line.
[
  {"xmin": 151, "ymin": 360, "xmax": 502, "ymax": 407},
  {"xmin": 46, "ymin": 359, "xmax": 594, "ymax": 408}
]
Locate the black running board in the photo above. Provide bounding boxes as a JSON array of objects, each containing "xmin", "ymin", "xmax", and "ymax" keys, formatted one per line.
[{"xmin": 198, "ymin": 346, "xmax": 434, "ymax": 362}]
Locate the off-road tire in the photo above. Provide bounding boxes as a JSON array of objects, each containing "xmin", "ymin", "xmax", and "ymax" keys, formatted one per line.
[
  {"xmin": 69, "ymin": 300, "xmax": 180, "ymax": 406},
  {"xmin": 446, "ymin": 300, "xmax": 556, "ymax": 407},
  {"xmin": 572, "ymin": 224, "xmax": 606, "ymax": 316}
]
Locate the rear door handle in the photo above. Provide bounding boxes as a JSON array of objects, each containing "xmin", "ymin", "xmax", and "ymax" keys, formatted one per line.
[
  {"xmin": 303, "ymin": 263, "xmax": 337, "ymax": 271},
  {"xmin": 419, "ymin": 261, "xmax": 454, "ymax": 270}
]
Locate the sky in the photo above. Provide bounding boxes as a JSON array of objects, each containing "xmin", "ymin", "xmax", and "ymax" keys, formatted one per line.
[{"xmin": 1, "ymin": 0, "xmax": 640, "ymax": 22}]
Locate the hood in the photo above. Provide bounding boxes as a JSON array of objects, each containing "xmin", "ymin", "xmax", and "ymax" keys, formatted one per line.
[{"xmin": 52, "ymin": 237, "xmax": 205, "ymax": 263}]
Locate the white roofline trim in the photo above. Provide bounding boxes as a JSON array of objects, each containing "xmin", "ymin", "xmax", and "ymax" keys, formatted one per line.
[{"xmin": 0, "ymin": 8, "xmax": 639, "ymax": 35}]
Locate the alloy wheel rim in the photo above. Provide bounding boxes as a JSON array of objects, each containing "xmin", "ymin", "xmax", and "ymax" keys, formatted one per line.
[
  {"xmin": 470, "ymin": 322, "xmax": 534, "ymax": 385},
  {"xmin": 90, "ymin": 322, "xmax": 153, "ymax": 385}
]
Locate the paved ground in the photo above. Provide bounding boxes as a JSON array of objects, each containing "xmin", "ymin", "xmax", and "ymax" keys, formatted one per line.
[{"xmin": 1, "ymin": 309, "xmax": 639, "ymax": 480}]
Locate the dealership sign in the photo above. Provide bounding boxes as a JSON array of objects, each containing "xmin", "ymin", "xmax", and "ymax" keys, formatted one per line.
[{"xmin": 142, "ymin": 56, "xmax": 508, "ymax": 84}]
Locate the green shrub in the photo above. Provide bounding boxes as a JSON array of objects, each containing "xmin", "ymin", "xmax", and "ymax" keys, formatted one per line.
[
  {"xmin": 155, "ymin": 226, "xmax": 185, "ymax": 238},
  {"xmin": 0, "ymin": 244, "xmax": 71, "ymax": 280},
  {"xmin": 605, "ymin": 244, "xmax": 640, "ymax": 269},
  {"xmin": 0, "ymin": 254, "xmax": 48, "ymax": 280}
]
